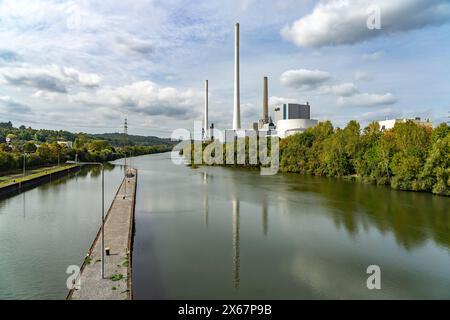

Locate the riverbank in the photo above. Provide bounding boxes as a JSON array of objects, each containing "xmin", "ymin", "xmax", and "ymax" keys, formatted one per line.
[
  {"xmin": 0, "ymin": 164, "xmax": 81, "ymax": 197},
  {"xmin": 67, "ymin": 168, "xmax": 137, "ymax": 300}
]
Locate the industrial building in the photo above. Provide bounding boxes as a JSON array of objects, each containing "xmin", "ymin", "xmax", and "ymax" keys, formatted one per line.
[
  {"xmin": 378, "ymin": 117, "xmax": 432, "ymax": 131},
  {"xmin": 203, "ymin": 22, "xmax": 319, "ymax": 141},
  {"xmin": 274, "ymin": 102, "xmax": 318, "ymax": 138}
]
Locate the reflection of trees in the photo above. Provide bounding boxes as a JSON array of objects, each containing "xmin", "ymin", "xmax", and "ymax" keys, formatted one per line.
[
  {"xmin": 262, "ymin": 197, "xmax": 268, "ymax": 236},
  {"xmin": 89, "ymin": 163, "xmax": 115, "ymax": 178},
  {"xmin": 287, "ymin": 174, "xmax": 450, "ymax": 250}
]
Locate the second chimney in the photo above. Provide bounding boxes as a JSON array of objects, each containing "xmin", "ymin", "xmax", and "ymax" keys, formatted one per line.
[{"xmin": 263, "ymin": 76, "xmax": 269, "ymax": 123}]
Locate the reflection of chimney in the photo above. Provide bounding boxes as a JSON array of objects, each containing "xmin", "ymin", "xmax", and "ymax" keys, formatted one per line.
[
  {"xmin": 232, "ymin": 22, "xmax": 241, "ymax": 130},
  {"xmin": 204, "ymin": 80, "xmax": 209, "ymax": 140},
  {"xmin": 263, "ymin": 76, "xmax": 268, "ymax": 122},
  {"xmin": 262, "ymin": 197, "xmax": 268, "ymax": 236},
  {"xmin": 232, "ymin": 199, "xmax": 240, "ymax": 289}
]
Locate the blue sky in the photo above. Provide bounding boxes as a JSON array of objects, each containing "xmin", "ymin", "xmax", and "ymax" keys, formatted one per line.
[{"xmin": 0, "ymin": 0, "xmax": 449, "ymax": 136}]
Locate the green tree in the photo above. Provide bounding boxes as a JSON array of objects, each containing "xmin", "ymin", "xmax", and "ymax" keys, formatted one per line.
[
  {"xmin": 389, "ymin": 121, "xmax": 431, "ymax": 191},
  {"xmin": 23, "ymin": 141, "xmax": 37, "ymax": 153}
]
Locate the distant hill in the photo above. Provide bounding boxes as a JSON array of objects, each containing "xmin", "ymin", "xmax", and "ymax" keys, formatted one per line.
[
  {"xmin": 0, "ymin": 121, "xmax": 176, "ymax": 147},
  {"xmin": 92, "ymin": 133, "xmax": 176, "ymax": 147}
]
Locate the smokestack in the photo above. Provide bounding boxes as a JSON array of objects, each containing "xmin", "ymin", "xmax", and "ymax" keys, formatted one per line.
[
  {"xmin": 204, "ymin": 80, "xmax": 208, "ymax": 139},
  {"xmin": 232, "ymin": 22, "xmax": 241, "ymax": 130},
  {"xmin": 263, "ymin": 76, "xmax": 268, "ymax": 122}
]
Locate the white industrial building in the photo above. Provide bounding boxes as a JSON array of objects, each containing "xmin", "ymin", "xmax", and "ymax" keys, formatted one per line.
[
  {"xmin": 207, "ymin": 22, "xmax": 319, "ymax": 142},
  {"xmin": 378, "ymin": 117, "xmax": 432, "ymax": 131},
  {"xmin": 273, "ymin": 103, "xmax": 318, "ymax": 138}
]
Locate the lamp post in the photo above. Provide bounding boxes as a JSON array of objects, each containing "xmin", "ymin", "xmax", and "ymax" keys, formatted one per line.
[{"xmin": 67, "ymin": 160, "xmax": 105, "ymax": 279}]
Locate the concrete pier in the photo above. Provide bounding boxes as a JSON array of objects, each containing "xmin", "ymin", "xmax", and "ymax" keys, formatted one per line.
[{"xmin": 67, "ymin": 168, "xmax": 137, "ymax": 300}]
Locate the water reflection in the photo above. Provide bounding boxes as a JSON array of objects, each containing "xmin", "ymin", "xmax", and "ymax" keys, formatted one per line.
[
  {"xmin": 203, "ymin": 172, "xmax": 209, "ymax": 227},
  {"xmin": 286, "ymin": 174, "xmax": 450, "ymax": 251},
  {"xmin": 130, "ymin": 153, "xmax": 450, "ymax": 299},
  {"xmin": 262, "ymin": 197, "xmax": 268, "ymax": 237},
  {"xmin": 0, "ymin": 163, "xmax": 124, "ymax": 299},
  {"xmin": 232, "ymin": 198, "xmax": 240, "ymax": 289}
]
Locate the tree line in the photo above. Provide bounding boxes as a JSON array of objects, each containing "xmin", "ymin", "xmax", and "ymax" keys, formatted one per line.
[
  {"xmin": 279, "ymin": 120, "xmax": 448, "ymax": 196},
  {"xmin": 188, "ymin": 120, "xmax": 449, "ymax": 196},
  {"xmin": 0, "ymin": 122, "xmax": 173, "ymax": 172}
]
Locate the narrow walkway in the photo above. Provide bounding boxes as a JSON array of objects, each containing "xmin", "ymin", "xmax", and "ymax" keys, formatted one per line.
[{"xmin": 68, "ymin": 168, "xmax": 137, "ymax": 300}]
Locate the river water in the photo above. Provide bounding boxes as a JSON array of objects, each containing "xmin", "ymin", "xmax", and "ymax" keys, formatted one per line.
[
  {"xmin": 131, "ymin": 153, "xmax": 450, "ymax": 299},
  {"xmin": 0, "ymin": 153, "xmax": 449, "ymax": 299}
]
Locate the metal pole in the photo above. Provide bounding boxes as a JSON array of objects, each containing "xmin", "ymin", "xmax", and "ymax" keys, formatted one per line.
[
  {"xmin": 124, "ymin": 152, "xmax": 127, "ymax": 199},
  {"xmin": 23, "ymin": 153, "xmax": 26, "ymax": 177},
  {"xmin": 101, "ymin": 164, "xmax": 105, "ymax": 279}
]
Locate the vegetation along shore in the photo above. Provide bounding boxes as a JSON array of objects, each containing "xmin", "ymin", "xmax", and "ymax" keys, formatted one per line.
[
  {"xmin": 184, "ymin": 120, "xmax": 449, "ymax": 196},
  {"xmin": 0, "ymin": 121, "xmax": 175, "ymax": 174}
]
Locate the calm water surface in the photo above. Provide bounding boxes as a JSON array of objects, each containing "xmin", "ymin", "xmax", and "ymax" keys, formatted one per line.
[
  {"xmin": 132, "ymin": 153, "xmax": 450, "ymax": 299},
  {"xmin": 0, "ymin": 153, "xmax": 448, "ymax": 299},
  {"xmin": 0, "ymin": 165, "xmax": 125, "ymax": 299}
]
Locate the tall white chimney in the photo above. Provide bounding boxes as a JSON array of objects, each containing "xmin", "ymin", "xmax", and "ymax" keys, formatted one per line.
[
  {"xmin": 204, "ymin": 80, "xmax": 209, "ymax": 140},
  {"xmin": 232, "ymin": 22, "xmax": 241, "ymax": 130}
]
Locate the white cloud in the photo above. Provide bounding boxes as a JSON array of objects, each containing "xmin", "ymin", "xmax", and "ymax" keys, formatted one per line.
[
  {"xmin": 240, "ymin": 0, "xmax": 256, "ymax": 11},
  {"xmin": 331, "ymin": 83, "xmax": 359, "ymax": 97},
  {"xmin": 74, "ymin": 81, "xmax": 202, "ymax": 119},
  {"xmin": 280, "ymin": 69, "xmax": 331, "ymax": 90},
  {"xmin": 115, "ymin": 35, "xmax": 155, "ymax": 57},
  {"xmin": 281, "ymin": 0, "xmax": 450, "ymax": 48},
  {"xmin": 0, "ymin": 96, "xmax": 31, "ymax": 113},
  {"xmin": 362, "ymin": 51, "xmax": 383, "ymax": 61},
  {"xmin": 0, "ymin": 64, "xmax": 100, "ymax": 93},
  {"xmin": 354, "ymin": 71, "xmax": 373, "ymax": 81},
  {"xmin": 269, "ymin": 96, "xmax": 298, "ymax": 108},
  {"xmin": 337, "ymin": 92, "xmax": 397, "ymax": 108},
  {"xmin": 359, "ymin": 108, "xmax": 401, "ymax": 122}
]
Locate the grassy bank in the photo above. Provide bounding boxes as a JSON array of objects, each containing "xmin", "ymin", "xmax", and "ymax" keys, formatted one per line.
[{"xmin": 0, "ymin": 164, "xmax": 79, "ymax": 188}]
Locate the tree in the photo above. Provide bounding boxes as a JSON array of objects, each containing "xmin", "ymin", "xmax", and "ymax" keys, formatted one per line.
[
  {"xmin": 419, "ymin": 129, "xmax": 449, "ymax": 195},
  {"xmin": 23, "ymin": 141, "xmax": 37, "ymax": 153},
  {"xmin": 36, "ymin": 143, "xmax": 52, "ymax": 164},
  {"xmin": 88, "ymin": 140, "xmax": 110, "ymax": 152},
  {"xmin": 389, "ymin": 121, "xmax": 431, "ymax": 191}
]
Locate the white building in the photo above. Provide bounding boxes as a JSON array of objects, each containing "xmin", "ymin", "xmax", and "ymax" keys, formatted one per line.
[
  {"xmin": 378, "ymin": 117, "xmax": 432, "ymax": 131},
  {"xmin": 274, "ymin": 103, "xmax": 318, "ymax": 138},
  {"xmin": 57, "ymin": 141, "xmax": 73, "ymax": 148}
]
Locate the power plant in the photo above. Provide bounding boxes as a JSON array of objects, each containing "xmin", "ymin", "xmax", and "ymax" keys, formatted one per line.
[
  {"xmin": 258, "ymin": 76, "xmax": 270, "ymax": 130},
  {"xmin": 203, "ymin": 80, "xmax": 208, "ymax": 140},
  {"xmin": 201, "ymin": 22, "xmax": 318, "ymax": 141}
]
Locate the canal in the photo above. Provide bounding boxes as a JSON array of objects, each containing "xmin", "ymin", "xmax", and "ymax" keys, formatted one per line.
[
  {"xmin": 0, "ymin": 164, "xmax": 125, "ymax": 299},
  {"xmin": 0, "ymin": 153, "xmax": 449, "ymax": 299}
]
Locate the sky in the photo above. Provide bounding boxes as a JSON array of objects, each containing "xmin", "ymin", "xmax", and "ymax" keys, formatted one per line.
[{"xmin": 0, "ymin": 0, "xmax": 449, "ymax": 137}]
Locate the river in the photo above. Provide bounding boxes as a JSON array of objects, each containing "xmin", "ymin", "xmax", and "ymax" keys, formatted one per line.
[
  {"xmin": 131, "ymin": 153, "xmax": 450, "ymax": 299},
  {"xmin": 0, "ymin": 153, "xmax": 449, "ymax": 299}
]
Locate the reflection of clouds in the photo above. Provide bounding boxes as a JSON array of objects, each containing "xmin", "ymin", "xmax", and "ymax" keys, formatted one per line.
[
  {"xmin": 290, "ymin": 254, "xmax": 371, "ymax": 299},
  {"xmin": 290, "ymin": 254, "xmax": 408, "ymax": 299}
]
